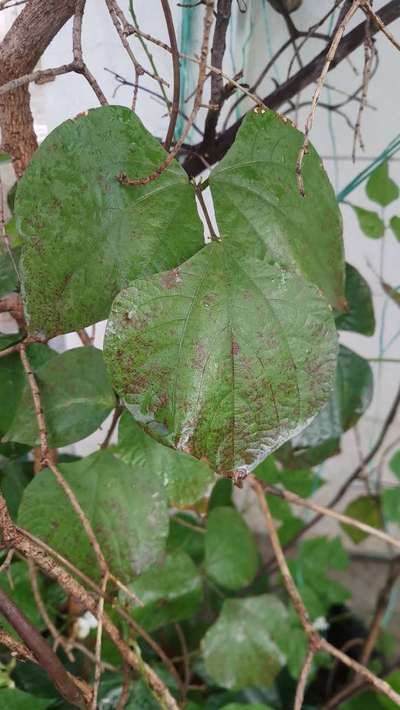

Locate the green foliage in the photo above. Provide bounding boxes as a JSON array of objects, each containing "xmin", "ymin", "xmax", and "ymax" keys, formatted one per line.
[
  {"xmin": 4, "ymin": 347, "xmax": 116, "ymax": 447},
  {"xmin": 341, "ymin": 495, "xmax": 381, "ymax": 543},
  {"xmin": 204, "ymin": 506, "xmax": 259, "ymax": 590},
  {"xmin": 390, "ymin": 215, "xmax": 400, "ymax": 241},
  {"xmin": 0, "ymin": 248, "xmax": 20, "ymax": 297},
  {"xmin": 288, "ymin": 537, "xmax": 350, "ymax": 619},
  {"xmin": 127, "ymin": 551, "xmax": 202, "ymax": 631},
  {"xmin": 104, "ymin": 241, "xmax": 337, "ymax": 477},
  {"xmin": 277, "ymin": 345, "xmax": 373, "ymax": 467},
  {"xmin": 15, "ymin": 106, "xmax": 203, "ymax": 337},
  {"xmin": 351, "ymin": 204, "xmax": 385, "ymax": 238},
  {"xmin": 116, "ymin": 412, "xmax": 214, "ymax": 506},
  {"xmin": 335, "ymin": 263, "xmax": 375, "ymax": 336},
  {"xmin": 18, "ymin": 450, "xmax": 169, "ymax": 582},
  {"xmin": 1, "ymin": 102, "xmax": 394, "ymax": 709},
  {"xmin": 201, "ymin": 596, "xmax": 289, "ymax": 690},
  {"xmin": 366, "ymin": 160, "xmax": 399, "ymax": 207},
  {"xmin": 0, "ymin": 688, "xmax": 49, "ymax": 709}
]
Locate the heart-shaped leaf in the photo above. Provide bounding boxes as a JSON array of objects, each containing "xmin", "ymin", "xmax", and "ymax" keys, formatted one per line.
[
  {"xmin": 15, "ymin": 106, "xmax": 203, "ymax": 337},
  {"xmin": 18, "ymin": 449, "xmax": 169, "ymax": 582},
  {"xmin": 104, "ymin": 242, "xmax": 337, "ymax": 477},
  {"xmin": 201, "ymin": 595, "xmax": 289, "ymax": 689},
  {"xmin": 210, "ymin": 109, "xmax": 345, "ymax": 311},
  {"xmin": 366, "ymin": 160, "xmax": 399, "ymax": 207}
]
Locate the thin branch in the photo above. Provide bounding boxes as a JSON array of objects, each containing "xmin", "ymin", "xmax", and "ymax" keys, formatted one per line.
[
  {"xmin": 91, "ymin": 573, "xmax": 108, "ymax": 710},
  {"xmin": 0, "ymin": 494, "xmax": 180, "ymax": 710},
  {"xmin": 294, "ymin": 645, "xmax": 315, "ymax": 710},
  {"xmin": 19, "ymin": 344, "xmax": 109, "ymax": 578},
  {"xmin": 100, "ymin": 404, "xmax": 123, "ymax": 448},
  {"xmin": 183, "ymin": 0, "xmax": 400, "ymax": 177},
  {"xmin": 263, "ymin": 483, "xmax": 400, "ymax": 552},
  {"xmin": 0, "ymin": 625, "xmax": 36, "ymax": 662},
  {"xmin": 0, "ymin": 63, "xmax": 76, "ymax": 96},
  {"xmin": 296, "ymin": 0, "xmax": 361, "ymax": 195},
  {"xmin": 119, "ymin": 0, "xmax": 215, "ymax": 187},
  {"xmin": 203, "ymin": 0, "xmax": 233, "ymax": 147},
  {"xmin": 361, "ymin": 0, "xmax": 400, "ymax": 52},
  {"xmin": 161, "ymin": 0, "xmax": 180, "ymax": 150},
  {"xmin": 72, "ymin": 0, "xmax": 107, "ymax": 105},
  {"xmin": 28, "ymin": 559, "xmax": 74, "ymax": 662},
  {"xmin": 0, "ymin": 585, "xmax": 89, "ymax": 707},
  {"xmin": 250, "ymin": 476, "xmax": 400, "ymax": 708}
]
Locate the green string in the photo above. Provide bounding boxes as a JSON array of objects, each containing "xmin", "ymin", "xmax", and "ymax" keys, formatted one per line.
[{"xmin": 337, "ymin": 134, "xmax": 400, "ymax": 202}]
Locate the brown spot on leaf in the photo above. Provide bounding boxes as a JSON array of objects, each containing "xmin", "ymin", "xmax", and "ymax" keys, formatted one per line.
[
  {"xmin": 161, "ymin": 268, "xmax": 181, "ymax": 289},
  {"xmin": 231, "ymin": 340, "xmax": 240, "ymax": 356}
]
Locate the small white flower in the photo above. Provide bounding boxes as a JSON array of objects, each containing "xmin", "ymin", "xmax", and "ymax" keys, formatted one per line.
[{"xmin": 75, "ymin": 611, "xmax": 98, "ymax": 639}]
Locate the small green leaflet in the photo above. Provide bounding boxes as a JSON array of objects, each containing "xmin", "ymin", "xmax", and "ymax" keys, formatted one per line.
[
  {"xmin": 351, "ymin": 204, "xmax": 385, "ymax": 239},
  {"xmin": 18, "ymin": 449, "xmax": 169, "ymax": 582},
  {"xmin": 341, "ymin": 495, "xmax": 381, "ymax": 544},
  {"xmin": 104, "ymin": 241, "xmax": 337, "ymax": 477},
  {"xmin": 366, "ymin": 160, "xmax": 399, "ymax": 207},
  {"xmin": 15, "ymin": 106, "xmax": 203, "ymax": 337},
  {"xmin": 390, "ymin": 215, "xmax": 400, "ymax": 241},
  {"xmin": 0, "ymin": 689, "xmax": 49, "ymax": 710}
]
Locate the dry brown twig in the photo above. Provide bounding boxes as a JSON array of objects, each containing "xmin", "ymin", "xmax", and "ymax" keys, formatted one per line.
[
  {"xmin": 250, "ymin": 476, "xmax": 400, "ymax": 708},
  {"xmin": 294, "ymin": 645, "xmax": 316, "ymax": 710},
  {"xmin": 161, "ymin": 0, "xmax": 180, "ymax": 150},
  {"xmin": 28, "ymin": 559, "xmax": 75, "ymax": 662},
  {"xmin": 296, "ymin": 0, "xmax": 361, "ymax": 195},
  {"xmin": 361, "ymin": 0, "xmax": 400, "ymax": 52},
  {"xmin": 118, "ymin": 1, "xmax": 217, "ymax": 187},
  {"xmin": 73, "ymin": 0, "xmax": 107, "ymax": 105},
  {"xmin": 263, "ymin": 483, "xmax": 400, "ymax": 552}
]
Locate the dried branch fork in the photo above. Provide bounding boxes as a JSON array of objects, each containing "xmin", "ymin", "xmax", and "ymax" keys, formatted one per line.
[
  {"xmin": 250, "ymin": 476, "xmax": 400, "ymax": 708},
  {"xmin": 118, "ymin": 0, "xmax": 215, "ymax": 186}
]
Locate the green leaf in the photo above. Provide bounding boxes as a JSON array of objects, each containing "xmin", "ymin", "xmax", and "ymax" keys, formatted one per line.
[
  {"xmin": 0, "ymin": 562, "xmax": 45, "ymax": 634},
  {"xmin": 341, "ymin": 495, "xmax": 381, "ymax": 544},
  {"xmin": 255, "ymin": 456, "xmax": 323, "ymax": 498},
  {"xmin": 279, "ymin": 345, "xmax": 372, "ymax": 467},
  {"xmin": 4, "ymin": 347, "xmax": 116, "ymax": 448},
  {"xmin": 15, "ymin": 105, "xmax": 203, "ymax": 338},
  {"xmin": 0, "ymin": 333, "xmax": 20, "ymax": 352},
  {"xmin": 18, "ymin": 449, "xmax": 169, "ymax": 582},
  {"xmin": 201, "ymin": 595, "xmax": 288, "ymax": 690},
  {"xmin": 366, "ymin": 160, "xmax": 399, "ymax": 207},
  {"xmin": 382, "ymin": 487, "xmax": 400, "ymax": 524},
  {"xmin": 167, "ymin": 514, "xmax": 205, "ymax": 564},
  {"xmin": 204, "ymin": 507, "xmax": 259, "ymax": 590},
  {"xmin": 0, "ymin": 689, "xmax": 49, "ymax": 710},
  {"xmin": 104, "ymin": 241, "xmax": 337, "ymax": 477},
  {"xmin": 0, "ymin": 459, "xmax": 33, "ymax": 519},
  {"xmin": 116, "ymin": 412, "xmax": 214, "ymax": 507},
  {"xmin": 0, "ymin": 343, "xmax": 55, "ymax": 437},
  {"xmin": 210, "ymin": 109, "xmax": 345, "ymax": 311},
  {"xmin": 0, "ymin": 151, "xmax": 10, "ymax": 164},
  {"xmin": 390, "ymin": 215, "xmax": 400, "ymax": 241},
  {"xmin": 127, "ymin": 551, "xmax": 202, "ymax": 632},
  {"xmin": 289, "ymin": 537, "xmax": 350, "ymax": 619},
  {"xmin": 335, "ymin": 263, "xmax": 375, "ymax": 336},
  {"xmin": 208, "ymin": 478, "xmax": 233, "ymax": 510},
  {"xmin": 0, "ymin": 248, "xmax": 20, "ymax": 297},
  {"xmin": 351, "ymin": 205, "xmax": 385, "ymax": 238},
  {"xmin": 389, "ymin": 450, "xmax": 400, "ymax": 479}
]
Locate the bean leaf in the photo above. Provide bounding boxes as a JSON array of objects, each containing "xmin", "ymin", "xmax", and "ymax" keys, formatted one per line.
[
  {"xmin": 15, "ymin": 106, "xmax": 203, "ymax": 337},
  {"xmin": 104, "ymin": 242, "xmax": 337, "ymax": 477}
]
